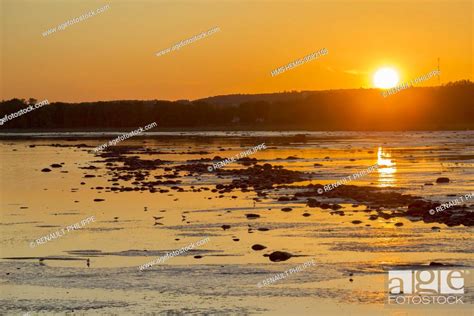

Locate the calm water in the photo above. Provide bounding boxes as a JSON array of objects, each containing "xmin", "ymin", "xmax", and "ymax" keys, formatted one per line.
[{"xmin": 0, "ymin": 131, "xmax": 473, "ymax": 315}]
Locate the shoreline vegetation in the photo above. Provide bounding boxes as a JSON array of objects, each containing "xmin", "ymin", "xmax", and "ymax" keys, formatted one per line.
[{"xmin": 1, "ymin": 81, "xmax": 472, "ymax": 131}]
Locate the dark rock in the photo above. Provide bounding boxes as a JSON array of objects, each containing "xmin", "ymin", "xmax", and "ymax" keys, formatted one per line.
[
  {"xmin": 407, "ymin": 200, "xmax": 434, "ymax": 217},
  {"xmin": 307, "ymin": 198, "xmax": 320, "ymax": 207},
  {"xmin": 436, "ymin": 177, "xmax": 450, "ymax": 183},
  {"xmin": 268, "ymin": 251, "xmax": 292, "ymax": 262},
  {"xmin": 293, "ymin": 134, "xmax": 307, "ymax": 142},
  {"xmin": 252, "ymin": 244, "xmax": 267, "ymax": 251}
]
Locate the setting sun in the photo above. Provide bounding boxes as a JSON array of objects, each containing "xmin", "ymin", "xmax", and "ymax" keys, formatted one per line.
[{"xmin": 373, "ymin": 67, "xmax": 400, "ymax": 89}]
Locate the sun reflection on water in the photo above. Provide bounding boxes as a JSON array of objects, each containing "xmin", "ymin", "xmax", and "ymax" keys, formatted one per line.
[{"xmin": 377, "ymin": 147, "xmax": 396, "ymax": 187}]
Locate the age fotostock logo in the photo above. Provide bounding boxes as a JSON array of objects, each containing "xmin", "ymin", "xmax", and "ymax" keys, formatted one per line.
[{"xmin": 387, "ymin": 269, "xmax": 468, "ymax": 305}]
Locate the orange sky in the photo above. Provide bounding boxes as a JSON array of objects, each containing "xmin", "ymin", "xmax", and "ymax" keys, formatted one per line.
[{"xmin": 1, "ymin": 0, "xmax": 472, "ymax": 102}]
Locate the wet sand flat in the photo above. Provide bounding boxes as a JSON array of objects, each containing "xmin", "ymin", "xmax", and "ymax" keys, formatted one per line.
[{"xmin": 0, "ymin": 131, "xmax": 473, "ymax": 315}]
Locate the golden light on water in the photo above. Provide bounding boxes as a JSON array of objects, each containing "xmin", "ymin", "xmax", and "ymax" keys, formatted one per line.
[{"xmin": 377, "ymin": 147, "xmax": 397, "ymax": 187}]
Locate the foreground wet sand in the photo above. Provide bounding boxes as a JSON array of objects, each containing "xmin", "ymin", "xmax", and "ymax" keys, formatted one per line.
[{"xmin": 0, "ymin": 131, "xmax": 473, "ymax": 315}]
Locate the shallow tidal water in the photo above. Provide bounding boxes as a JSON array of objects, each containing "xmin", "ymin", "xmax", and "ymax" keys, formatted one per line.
[{"xmin": 0, "ymin": 131, "xmax": 473, "ymax": 315}]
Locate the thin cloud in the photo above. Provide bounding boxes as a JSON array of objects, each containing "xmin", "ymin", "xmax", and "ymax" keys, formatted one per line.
[
  {"xmin": 343, "ymin": 69, "xmax": 368, "ymax": 75},
  {"xmin": 324, "ymin": 66, "xmax": 367, "ymax": 76}
]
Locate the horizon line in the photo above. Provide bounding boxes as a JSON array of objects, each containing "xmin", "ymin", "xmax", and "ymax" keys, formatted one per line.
[{"xmin": 2, "ymin": 80, "xmax": 471, "ymax": 104}]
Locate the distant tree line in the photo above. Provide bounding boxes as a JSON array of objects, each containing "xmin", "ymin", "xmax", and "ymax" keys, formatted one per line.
[{"xmin": 1, "ymin": 81, "xmax": 473, "ymax": 131}]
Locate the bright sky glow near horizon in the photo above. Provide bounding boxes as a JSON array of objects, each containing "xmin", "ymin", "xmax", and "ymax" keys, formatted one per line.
[{"xmin": 1, "ymin": 0, "xmax": 472, "ymax": 102}]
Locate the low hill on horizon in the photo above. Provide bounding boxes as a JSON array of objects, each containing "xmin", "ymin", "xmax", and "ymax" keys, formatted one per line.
[
  {"xmin": 195, "ymin": 88, "xmax": 361, "ymax": 106},
  {"xmin": 1, "ymin": 81, "xmax": 473, "ymax": 131}
]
